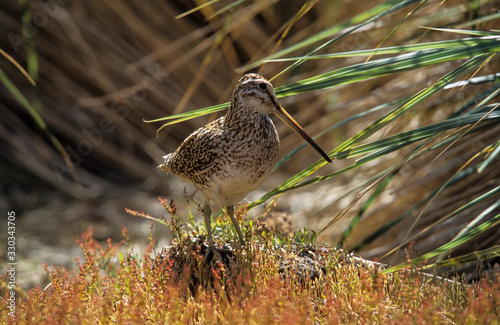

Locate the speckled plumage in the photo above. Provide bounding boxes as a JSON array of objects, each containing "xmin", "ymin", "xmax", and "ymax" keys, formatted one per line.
[
  {"xmin": 162, "ymin": 114, "xmax": 279, "ymax": 206},
  {"xmin": 158, "ymin": 73, "xmax": 330, "ymax": 257}
]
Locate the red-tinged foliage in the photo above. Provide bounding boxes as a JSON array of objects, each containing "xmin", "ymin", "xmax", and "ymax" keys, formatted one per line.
[{"xmin": 1, "ymin": 200, "xmax": 499, "ymax": 324}]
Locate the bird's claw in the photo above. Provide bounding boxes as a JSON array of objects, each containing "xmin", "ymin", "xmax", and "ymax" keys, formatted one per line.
[{"xmin": 203, "ymin": 244, "xmax": 217, "ymax": 264}]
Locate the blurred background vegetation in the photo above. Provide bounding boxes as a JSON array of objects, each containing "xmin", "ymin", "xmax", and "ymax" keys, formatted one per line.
[{"xmin": 1, "ymin": 0, "xmax": 499, "ymax": 287}]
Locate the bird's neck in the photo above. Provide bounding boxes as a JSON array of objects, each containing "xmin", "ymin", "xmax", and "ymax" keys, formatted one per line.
[
  {"xmin": 223, "ymin": 102, "xmax": 279, "ymax": 148},
  {"xmin": 224, "ymin": 102, "xmax": 271, "ymax": 129}
]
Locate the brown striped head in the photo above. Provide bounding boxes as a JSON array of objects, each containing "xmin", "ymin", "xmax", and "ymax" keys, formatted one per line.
[{"xmin": 230, "ymin": 73, "xmax": 332, "ymax": 163}]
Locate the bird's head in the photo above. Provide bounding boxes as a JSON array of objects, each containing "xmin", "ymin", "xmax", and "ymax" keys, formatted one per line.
[
  {"xmin": 231, "ymin": 73, "xmax": 278, "ymax": 115},
  {"xmin": 231, "ymin": 73, "xmax": 332, "ymax": 163}
]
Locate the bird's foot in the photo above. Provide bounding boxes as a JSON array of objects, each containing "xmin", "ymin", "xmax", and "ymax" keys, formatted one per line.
[
  {"xmin": 202, "ymin": 244, "xmax": 217, "ymax": 264},
  {"xmin": 202, "ymin": 243, "xmax": 237, "ymax": 265}
]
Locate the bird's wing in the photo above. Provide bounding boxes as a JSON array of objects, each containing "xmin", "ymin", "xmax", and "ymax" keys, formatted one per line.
[{"xmin": 167, "ymin": 118, "xmax": 224, "ymax": 179}]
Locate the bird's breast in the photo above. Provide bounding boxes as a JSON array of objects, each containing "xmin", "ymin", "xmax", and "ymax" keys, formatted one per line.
[
  {"xmin": 219, "ymin": 115, "xmax": 277, "ymax": 169},
  {"xmin": 205, "ymin": 114, "xmax": 279, "ymax": 205}
]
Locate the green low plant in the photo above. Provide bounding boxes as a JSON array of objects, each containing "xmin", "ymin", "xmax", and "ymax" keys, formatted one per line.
[{"xmin": 2, "ymin": 198, "xmax": 499, "ymax": 324}]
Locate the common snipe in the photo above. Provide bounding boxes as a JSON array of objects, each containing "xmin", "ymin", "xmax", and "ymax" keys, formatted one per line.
[{"xmin": 158, "ymin": 73, "xmax": 331, "ymax": 259}]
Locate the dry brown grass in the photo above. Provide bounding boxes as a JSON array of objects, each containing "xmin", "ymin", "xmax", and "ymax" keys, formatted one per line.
[{"xmin": 1, "ymin": 0, "xmax": 499, "ymax": 289}]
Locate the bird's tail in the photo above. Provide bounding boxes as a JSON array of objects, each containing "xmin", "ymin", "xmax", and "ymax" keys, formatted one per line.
[{"xmin": 157, "ymin": 154, "xmax": 172, "ymax": 174}]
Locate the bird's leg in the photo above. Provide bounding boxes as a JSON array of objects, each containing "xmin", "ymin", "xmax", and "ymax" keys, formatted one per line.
[
  {"xmin": 202, "ymin": 201, "xmax": 216, "ymax": 262},
  {"xmin": 226, "ymin": 205, "xmax": 245, "ymax": 246}
]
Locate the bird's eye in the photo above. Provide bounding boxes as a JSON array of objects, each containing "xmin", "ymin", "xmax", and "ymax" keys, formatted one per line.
[{"xmin": 258, "ymin": 83, "xmax": 267, "ymax": 90}]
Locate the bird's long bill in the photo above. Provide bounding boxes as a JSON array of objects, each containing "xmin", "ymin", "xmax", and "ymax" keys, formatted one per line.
[{"xmin": 275, "ymin": 104, "xmax": 332, "ymax": 163}]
